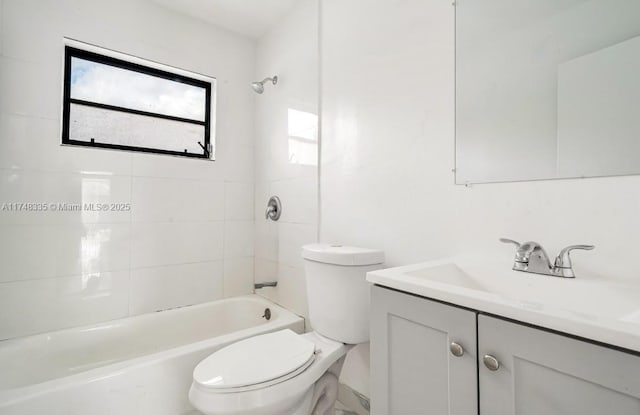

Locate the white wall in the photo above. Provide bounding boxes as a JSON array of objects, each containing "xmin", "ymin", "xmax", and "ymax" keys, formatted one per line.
[
  {"xmin": 0, "ymin": 0, "xmax": 256, "ymax": 340},
  {"xmin": 253, "ymin": 0, "xmax": 319, "ymax": 320},
  {"xmin": 320, "ymin": 0, "xmax": 640, "ymax": 397}
]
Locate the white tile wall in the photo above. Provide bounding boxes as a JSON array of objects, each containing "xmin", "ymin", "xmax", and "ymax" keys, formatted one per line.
[
  {"xmin": 0, "ymin": 56, "xmax": 61, "ymax": 120},
  {"xmin": 224, "ymin": 182, "xmax": 254, "ymax": 221},
  {"xmin": 223, "ymin": 257, "xmax": 255, "ymax": 297},
  {"xmin": 254, "ymin": 257, "xmax": 278, "ymax": 287},
  {"xmin": 225, "ymin": 221, "xmax": 255, "ymax": 258},
  {"xmin": 0, "ymin": 114, "xmax": 134, "ymax": 175},
  {"xmin": 277, "ymin": 223, "xmax": 316, "ymax": 269},
  {"xmin": 275, "ymin": 264, "xmax": 309, "ymax": 319},
  {"xmin": 129, "ymin": 261, "xmax": 224, "ymax": 315},
  {"xmin": 0, "ymin": 223, "xmax": 131, "ymax": 283},
  {"xmin": 0, "ymin": 0, "xmax": 256, "ymax": 340},
  {"xmin": 131, "ymin": 153, "xmax": 217, "ymax": 182},
  {"xmin": 131, "ymin": 222, "xmax": 225, "ymax": 268},
  {"xmin": 254, "ymin": 218, "xmax": 279, "ymax": 261},
  {"xmin": 0, "ymin": 169, "xmax": 133, "ymax": 225},
  {"xmin": 131, "ymin": 178, "xmax": 225, "ymax": 223},
  {"xmin": 253, "ymin": 0, "xmax": 319, "ymax": 321},
  {"xmin": 0, "ymin": 271, "xmax": 130, "ymax": 339},
  {"xmin": 270, "ymin": 177, "xmax": 318, "ymax": 225},
  {"xmin": 0, "ymin": 0, "xmax": 3, "ymax": 56}
]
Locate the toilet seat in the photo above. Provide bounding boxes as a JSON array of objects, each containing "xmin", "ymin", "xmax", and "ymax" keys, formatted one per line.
[
  {"xmin": 193, "ymin": 330, "xmax": 316, "ymax": 393},
  {"xmin": 189, "ymin": 331, "xmax": 351, "ymax": 415}
]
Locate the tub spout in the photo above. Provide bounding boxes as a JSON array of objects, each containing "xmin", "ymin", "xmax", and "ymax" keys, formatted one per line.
[{"xmin": 254, "ymin": 282, "xmax": 277, "ymax": 289}]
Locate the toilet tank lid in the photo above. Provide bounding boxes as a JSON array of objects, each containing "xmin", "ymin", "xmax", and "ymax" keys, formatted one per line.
[{"xmin": 302, "ymin": 244, "xmax": 384, "ymax": 266}]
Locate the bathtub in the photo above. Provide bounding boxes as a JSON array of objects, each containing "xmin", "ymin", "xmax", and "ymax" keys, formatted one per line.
[{"xmin": 0, "ymin": 295, "xmax": 304, "ymax": 415}]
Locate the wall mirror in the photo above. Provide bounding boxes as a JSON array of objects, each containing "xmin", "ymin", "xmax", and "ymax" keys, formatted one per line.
[{"xmin": 455, "ymin": 0, "xmax": 640, "ymax": 184}]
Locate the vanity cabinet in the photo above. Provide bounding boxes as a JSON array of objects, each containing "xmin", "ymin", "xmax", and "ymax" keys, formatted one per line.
[
  {"xmin": 478, "ymin": 315, "xmax": 640, "ymax": 415},
  {"xmin": 370, "ymin": 286, "xmax": 478, "ymax": 415},
  {"xmin": 370, "ymin": 285, "xmax": 640, "ymax": 415}
]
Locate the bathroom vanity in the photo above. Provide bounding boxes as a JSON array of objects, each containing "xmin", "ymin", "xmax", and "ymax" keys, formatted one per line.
[{"xmin": 367, "ymin": 257, "xmax": 640, "ymax": 415}]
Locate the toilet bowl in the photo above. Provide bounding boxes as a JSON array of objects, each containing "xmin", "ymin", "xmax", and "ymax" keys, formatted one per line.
[
  {"xmin": 189, "ymin": 330, "xmax": 349, "ymax": 415},
  {"xmin": 189, "ymin": 244, "xmax": 384, "ymax": 415}
]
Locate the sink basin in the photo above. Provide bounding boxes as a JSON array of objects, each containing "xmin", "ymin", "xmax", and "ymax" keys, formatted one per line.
[
  {"xmin": 367, "ymin": 256, "xmax": 640, "ymax": 351},
  {"xmin": 406, "ymin": 261, "xmax": 640, "ymax": 321}
]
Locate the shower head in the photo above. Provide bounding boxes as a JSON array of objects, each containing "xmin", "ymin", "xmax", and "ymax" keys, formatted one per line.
[
  {"xmin": 251, "ymin": 76, "xmax": 278, "ymax": 94},
  {"xmin": 251, "ymin": 81, "xmax": 265, "ymax": 94}
]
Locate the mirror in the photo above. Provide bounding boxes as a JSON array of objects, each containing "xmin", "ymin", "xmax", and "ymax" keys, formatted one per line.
[{"xmin": 455, "ymin": 0, "xmax": 640, "ymax": 184}]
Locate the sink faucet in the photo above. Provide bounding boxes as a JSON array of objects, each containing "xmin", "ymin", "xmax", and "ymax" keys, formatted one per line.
[{"xmin": 500, "ymin": 238, "xmax": 594, "ymax": 278}]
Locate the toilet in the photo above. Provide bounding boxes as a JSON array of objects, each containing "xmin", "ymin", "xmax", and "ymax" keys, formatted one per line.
[{"xmin": 188, "ymin": 244, "xmax": 384, "ymax": 415}]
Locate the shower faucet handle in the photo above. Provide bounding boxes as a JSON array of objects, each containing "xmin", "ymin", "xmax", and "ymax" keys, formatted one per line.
[{"xmin": 265, "ymin": 196, "xmax": 282, "ymax": 221}]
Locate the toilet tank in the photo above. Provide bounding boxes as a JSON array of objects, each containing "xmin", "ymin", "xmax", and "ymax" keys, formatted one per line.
[{"xmin": 302, "ymin": 244, "xmax": 384, "ymax": 344}]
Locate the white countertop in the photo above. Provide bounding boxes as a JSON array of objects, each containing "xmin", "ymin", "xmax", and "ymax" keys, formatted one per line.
[{"xmin": 367, "ymin": 255, "xmax": 640, "ymax": 352}]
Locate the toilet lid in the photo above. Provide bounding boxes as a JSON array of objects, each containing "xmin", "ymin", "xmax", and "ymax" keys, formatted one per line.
[{"xmin": 193, "ymin": 329, "xmax": 315, "ymax": 391}]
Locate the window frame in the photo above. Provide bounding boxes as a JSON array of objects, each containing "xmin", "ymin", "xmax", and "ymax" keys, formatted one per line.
[{"xmin": 62, "ymin": 45, "xmax": 214, "ymax": 159}]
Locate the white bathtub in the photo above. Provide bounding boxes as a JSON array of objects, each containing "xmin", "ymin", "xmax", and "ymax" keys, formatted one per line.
[{"xmin": 0, "ymin": 295, "xmax": 304, "ymax": 415}]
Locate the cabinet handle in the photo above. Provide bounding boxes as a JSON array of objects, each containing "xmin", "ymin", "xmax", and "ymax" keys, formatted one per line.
[
  {"xmin": 483, "ymin": 354, "xmax": 500, "ymax": 371},
  {"xmin": 450, "ymin": 342, "xmax": 464, "ymax": 357}
]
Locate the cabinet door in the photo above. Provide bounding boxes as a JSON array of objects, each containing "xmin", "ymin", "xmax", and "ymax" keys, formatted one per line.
[
  {"xmin": 478, "ymin": 315, "xmax": 640, "ymax": 415},
  {"xmin": 370, "ymin": 286, "xmax": 477, "ymax": 415}
]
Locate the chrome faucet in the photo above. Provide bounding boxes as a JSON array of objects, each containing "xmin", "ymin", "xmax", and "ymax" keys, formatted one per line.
[{"xmin": 500, "ymin": 238, "xmax": 594, "ymax": 278}]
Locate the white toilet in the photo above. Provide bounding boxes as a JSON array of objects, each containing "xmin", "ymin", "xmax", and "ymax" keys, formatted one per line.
[{"xmin": 188, "ymin": 244, "xmax": 384, "ymax": 415}]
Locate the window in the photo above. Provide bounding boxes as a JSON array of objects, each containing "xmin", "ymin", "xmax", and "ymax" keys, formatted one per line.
[{"xmin": 62, "ymin": 44, "xmax": 214, "ymax": 159}]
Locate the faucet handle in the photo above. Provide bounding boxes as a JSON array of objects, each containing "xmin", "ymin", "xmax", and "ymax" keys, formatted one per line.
[
  {"xmin": 500, "ymin": 238, "xmax": 527, "ymax": 265},
  {"xmin": 554, "ymin": 244, "xmax": 595, "ymax": 269},
  {"xmin": 499, "ymin": 238, "xmax": 521, "ymax": 247}
]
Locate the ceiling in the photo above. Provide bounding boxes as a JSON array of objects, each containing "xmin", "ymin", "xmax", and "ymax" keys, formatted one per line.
[{"xmin": 150, "ymin": 0, "xmax": 298, "ymax": 39}]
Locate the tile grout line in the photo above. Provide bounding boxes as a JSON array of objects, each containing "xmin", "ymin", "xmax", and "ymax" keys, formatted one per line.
[
  {"xmin": 316, "ymin": 0, "xmax": 323, "ymax": 244},
  {"xmin": 0, "ymin": 259, "xmax": 230, "ymax": 286},
  {"xmin": 222, "ymin": 181, "xmax": 228, "ymax": 298},
  {"xmin": 127, "ymin": 154, "xmax": 134, "ymax": 317}
]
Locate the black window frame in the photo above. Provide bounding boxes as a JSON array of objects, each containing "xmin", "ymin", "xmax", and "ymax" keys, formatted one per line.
[{"xmin": 62, "ymin": 46, "xmax": 213, "ymax": 159}]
